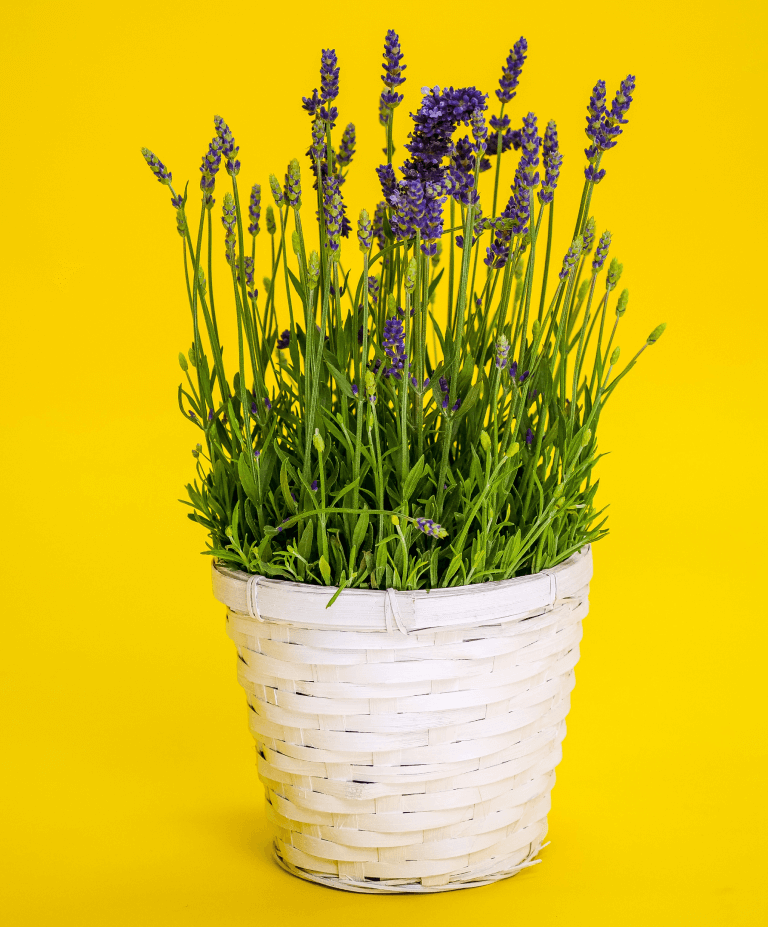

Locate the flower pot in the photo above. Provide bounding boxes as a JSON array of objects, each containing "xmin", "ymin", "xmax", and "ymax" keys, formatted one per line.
[{"xmin": 211, "ymin": 545, "xmax": 592, "ymax": 893}]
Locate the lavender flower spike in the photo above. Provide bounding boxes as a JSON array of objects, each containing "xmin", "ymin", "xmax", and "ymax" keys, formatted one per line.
[
  {"xmin": 214, "ymin": 115, "xmax": 240, "ymax": 176},
  {"xmin": 495, "ymin": 333, "xmax": 510, "ymax": 369},
  {"xmin": 538, "ymin": 120, "xmax": 562, "ymax": 205},
  {"xmin": 381, "ymin": 29, "xmax": 406, "ymax": 110},
  {"xmin": 337, "ymin": 124, "xmax": 356, "ymax": 168},
  {"xmin": 559, "ymin": 235, "xmax": 583, "ymax": 280},
  {"xmin": 276, "ymin": 330, "xmax": 290, "ymax": 349},
  {"xmin": 592, "ymin": 230, "xmax": 611, "ymax": 272},
  {"xmin": 357, "ymin": 208, "xmax": 373, "ymax": 252},
  {"xmin": 248, "ymin": 184, "xmax": 261, "ymax": 237},
  {"xmin": 141, "ymin": 148, "xmax": 172, "ymax": 185},
  {"xmin": 415, "ymin": 517, "xmax": 448, "ymax": 539},
  {"xmin": 199, "ymin": 136, "xmax": 222, "ymax": 207},
  {"xmin": 285, "ymin": 159, "xmax": 301, "ymax": 210},
  {"xmin": 496, "ymin": 37, "xmax": 528, "ymax": 104},
  {"xmin": 319, "ymin": 48, "xmax": 339, "ymax": 125}
]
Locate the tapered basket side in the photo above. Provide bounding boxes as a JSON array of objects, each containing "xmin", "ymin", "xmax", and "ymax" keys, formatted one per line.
[{"xmin": 212, "ymin": 546, "xmax": 592, "ymax": 893}]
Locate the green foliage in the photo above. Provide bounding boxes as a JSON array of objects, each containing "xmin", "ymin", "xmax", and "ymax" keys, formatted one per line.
[{"xmin": 151, "ymin": 105, "xmax": 665, "ymax": 593}]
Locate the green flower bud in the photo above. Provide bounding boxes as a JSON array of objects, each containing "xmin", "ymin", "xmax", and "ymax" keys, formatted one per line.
[
  {"xmin": 188, "ymin": 347, "xmax": 197, "ymax": 368},
  {"xmin": 610, "ymin": 346, "xmax": 621, "ymax": 365},
  {"xmin": 365, "ymin": 370, "xmax": 377, "ymax": 400},
  {"xmin": 508, "ymin": 442, "xmax": 520, "ymax": 457},
  {"xmin": 480, "ymin": 430, "xmax": 491, "ymax": 452},
  {"xmin": 266, "ymin": 205, "xmax": 276, "ymax": 236},
  {"xmin": 307, "ymin": 251, "xmax": 320, "ymax": 289},
  {"xmin": 175, "ymin": 208, "xmax": 187, "ymax": 238},
  {"xmin": 582, "ymin": 216, "xmax": 596, "ymax": 254},
  {"xmin": 616, "ymin": 288, "xmax": 629, "ymax": 317},
  {"xmin": 268, "ymin": 174, "xmax": 283, "ymax": 207},
  {"xmin": 286, "ymin": 159, "xmax": 301, "ymax": 209},
  {"xmin": 178, "ymin": 352, "xmax": 188, "ymax": 372},
  {"xmin": 313, "ymin": 428, "xmax": 325, "ymax": 453},
  {"xmin": 532, "ymin": 318, "xmax": 541, "ymax": 340},
  {"xmin": 582, "ymin": 428, "xmax": 592, "ymax": 448},
  {"xmin": 263, "ymin": 276, "xmax": 271, "ymax": 292},
  {"xmin": 387, "ymin": 293, "xmax": 396, "ymax": 314},
  {"xmin": 605, "ymin": 257, "xmax": 623, "ymax": 292},
  {"xmin": 647, "ymin": 322, "xmax": 666, "ymax": 344},
  {"xmin": 404, "ymin": 257, "xmax": 417, "ymax": 293},
  {"xmin": 391, "ymin": 514, "xmax": 400, "ymax": 527}
]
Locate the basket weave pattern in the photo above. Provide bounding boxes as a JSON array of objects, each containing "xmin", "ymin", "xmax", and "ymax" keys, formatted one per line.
[{"xmin": 212, "ymin": 546, "xmax": 592, "ymax": 893}]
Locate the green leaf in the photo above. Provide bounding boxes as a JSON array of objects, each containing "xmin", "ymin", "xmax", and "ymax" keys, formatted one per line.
[
  {"xmin": 286, "ymin": 266, "xmax": 306, "ymax": 304},
  {"xmin": 319, "ymin": 554, "xmax": 331, "ymax": 585},
  {"xmin": 280, "ymin": 460, "xmax": 297, "ymax": 514},
  {"xmin": 323, "ymin": 352, "xmax": 357, "ymax": 399},
  {"xmin": 298, "ymin": 520, "xmax": 314, "ymax": 561},
  {"xmin": 238, "ymin": 451, "xmax": 260, "ymax": 506},
  {"xmin": 352, "ymin": 506, "xmax": 370, "ymax": 550},
  {"xmin": 401, "ymin": 455, "xmax": 425, "ymax": 504},
  {"xmin": 451, "ymin": 380, "xmax": 483, "ymax": 428}
]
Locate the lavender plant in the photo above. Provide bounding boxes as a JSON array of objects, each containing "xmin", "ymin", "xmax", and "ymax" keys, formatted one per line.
[{"xmin": 142, "ymin": 33, "xmax": 665, "ymax": 594}]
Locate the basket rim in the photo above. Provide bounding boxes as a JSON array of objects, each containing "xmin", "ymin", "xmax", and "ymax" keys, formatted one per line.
[{"xmin": 212, "ymin": 545, "xmax": 592, "ymax": 634}]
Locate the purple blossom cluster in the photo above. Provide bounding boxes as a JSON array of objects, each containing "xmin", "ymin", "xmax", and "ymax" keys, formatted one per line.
[
  {"xmin": 496, "ymin": 37, "xmax": 528, "ymax": 104},
  {"xmin": 382, "ymin": 316, "xmax": 406, "ymax": 379},
  {"xmin": 538, "ymin": 120, "xmax": 562, "ymax": 205},
  {"xmin": 248, "ymin": 184, "xmax": 261, "ymax": 236},
  {"xmin": 380, "ymin": 29, "xmax": 406, "ymax": 111},
  {"xmin": 200, "ymin": 136, "xmax": 222, "ymax": 208},
  {"xmin": 214, "ymin": 116, "xmax": 240, "ymax": 176},
  {"xmin": 584, "ymin": 75, "xmax": 636, "ymax": 183}
]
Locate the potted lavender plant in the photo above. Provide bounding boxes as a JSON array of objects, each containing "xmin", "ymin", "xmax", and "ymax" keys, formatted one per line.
[{"xmin": 142, "ymin": 31, "xmax": 664, "ymax": 892}]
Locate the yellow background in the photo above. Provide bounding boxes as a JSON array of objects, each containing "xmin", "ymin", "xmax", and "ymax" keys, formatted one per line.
[{"xmin": 2, "ymin": 1, "xmax": 766, "ymax": 923}]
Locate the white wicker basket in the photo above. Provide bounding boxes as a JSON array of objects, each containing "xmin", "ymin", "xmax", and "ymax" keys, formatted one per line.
[{"xmin": 212, "ymin": 545, "xmax": 592, "ymax": 893}]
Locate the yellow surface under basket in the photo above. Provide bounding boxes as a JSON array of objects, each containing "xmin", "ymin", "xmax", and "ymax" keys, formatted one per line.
[{"xmin": 212, "ymin": 545, "xmax": 592, "ymax": 893}]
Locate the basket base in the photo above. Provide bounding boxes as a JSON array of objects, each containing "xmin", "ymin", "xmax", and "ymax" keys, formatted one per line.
[{"xmin": 271, "ymin": 841, "xmax": 546, "ymax": 894}]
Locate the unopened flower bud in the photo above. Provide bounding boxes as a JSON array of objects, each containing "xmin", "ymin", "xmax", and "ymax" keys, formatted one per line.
[
  {"xmin": 285, "ymin": 159, "xmax": 302, "ymax": 209},
  {"xmin": 313, "ymin": 428, "xmax": 325, "ymax": 453},
  {"xmin": 387, "ymin": 293, "xmax": 397, "ymax": 314},
  {"xmin": 391, "ymin": 514, "xmax": 400, "ymax": 527},
  {"xmin": 616, "ymin": 288, "xmax": 629, "ymax": 317},
  {"xmin": 266, "ymin": 205, "xmax": 276, "ymax": 235},
  {"xmin": 179, "ymin": 352, "xmax": 188, "ymax": 372},
  {"xmin": 480, "ymin": 430, "xmax": 491, "ymax": 452},
  {"xmin": 269, "ymin": 174, "xmax": 284, "ymax": 207},
  {"xmin": 610, "ymin": 346, "xmax": 621, "ymax": 364},
  {"xmin": 307, "ymin": 251, "xmax": 320, "ymax": 289},
  {"xmin": 357, "ymin": 208, "xmax": 372, "ymax": 252},
  {"xmin": 605, "ymin": 257, "xmax": 623, "ymax": 291},
  {"xmin": 647, "ymin": 322, "xmax": 666, "ymax": 344},
  {"xmin": 404, "ymin": 257, "xmax": 417, "ymax": 293},
  {"xmin": 582, "ymin": 428, "xmax": 592, "ymax": 447}
]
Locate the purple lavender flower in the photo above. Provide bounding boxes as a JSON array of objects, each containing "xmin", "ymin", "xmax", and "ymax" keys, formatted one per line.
[
  {"xmin": 415, "ymin": 517, "xmax": 447, "ymax": 539},
  {"xmin": 368, "ymin": 275, "xmax": 380, "ymax": 306},
  {"xmin": 439, "ymin": 375, "xmax": 450, "ymax": 409},
  {"xmin": 200, "ymin": 137, "xmax": 222, "ymax": 206},
  {"xmin": 495, "ymin": 335, "xmax": 510, "ymax": 369},
  {"xmin": 582, "ymin": 217, "xmax": 596, "ymax": 255},
  {"xmin": 559, "ymin": 235, "xmax": 584, "ymax": 280},
  {"xmin": 538, "ymin": 120, "xmax": 562, "ymax": 205},
  {"xmin": 382, "ymin": 316, "xmax": 406, "ymax": 379},
  {"xmin": 471, "ymin": 108, "xmax": 488, "ymax": 150},
  {"xmin": 311, "ymin": 480, "xmax": 318, "ymax": 491},
  {"xmin": 276, "ymin": 330, "xmax": 290, "ymax": 349},
  {"xmin": 450, "ymin": 136, "xmax": 476, "ymax": 206},
  {"xmin": 141, "ymin": 148, "xmax": 172, "ymax": 185},
  {"xmin": 518, "ymin": 369, "xmax": 529, "ymax": 383},
  {"xmin": 379, "ymin": 95, "xmax": 390, "ymax": 127},
  {"xmin": 381, "ymin": 29, "xmax": 406, "ymax": 110},
  {"xmin": 214, "ymin": 115, "xmax": 240, "ymax": 176},
  {"xmin": 352, "ymin": 383, "xmax": 359, "ymax": 395},
  {"xmin": 525, "ymin": 427, "xmax": 534, "ymax": 446},
  {"xmin": 496, "ymin": 37, "xmax": 528, "ymax": 104},
  {"xmin": 337, "ymin": 123, "xmax": 356, "ymax": 168},
  {"xmin": 171, "ymin": 194, "xmax": 184, "ymax": 208},
  {"xmin": 319, "ymin": 48, "xmax": 339, "ymax": 125},
  {"xmin": 486, "ymin": 115, "xmax": 523, "ymax": 160},
  {"xmin": 248, "ymin": 184, "xmax": 261, "ymax": 236},
  {"xmin": 519, "ymin": 113, "xmax": 541, "ymax": 191},
  {"xmin": 264, "ymin": 397, "xmax": 272, "ymax": 411},
  {"xmin": 302, "ymin": 88, "xmax": 321, "ymax": 117},
  {"xmin": 508, "ymin": 360, "xmax": 518, "ymax": 379},
  {"xmin": 592, "ymin": 230, "xmax": 611, "ymax": 272},
  {"xmin": 285, "ymin": 159, "xmax": 301, "ymax": 209},
  {"xmin": 221, "ymin": 193, "xmax": 236, "ymax": 262},
  {"xmin": 376, "ymin": 163, "xmax": 397, "ymax": 203},
  {"xmin": 254, "ymin": 449, "xmax": 260, "ymax": 459},
  {"xmin": 357, "ymin": 208, "xmax": 372, "ymax": 251},
  {"xmin": 323, "ymin": 175, "xmax": 344, "ymax": 254}
]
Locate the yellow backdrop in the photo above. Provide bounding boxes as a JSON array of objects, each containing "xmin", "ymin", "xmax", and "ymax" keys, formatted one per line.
[{"xmin": 2, "ymin": 1, "xmax": 766, "ymax": 923}]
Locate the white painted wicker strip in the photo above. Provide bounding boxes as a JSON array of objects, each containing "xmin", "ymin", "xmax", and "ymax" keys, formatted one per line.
[{"xmin": 212, "ymin": 545, "xmax": 591, "ymax": 893}]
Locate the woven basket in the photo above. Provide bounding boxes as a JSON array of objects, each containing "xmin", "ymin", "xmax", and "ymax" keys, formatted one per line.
[{"xmin": 211, "ymin": 545, "xmax": 592, "ymax": 893}]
